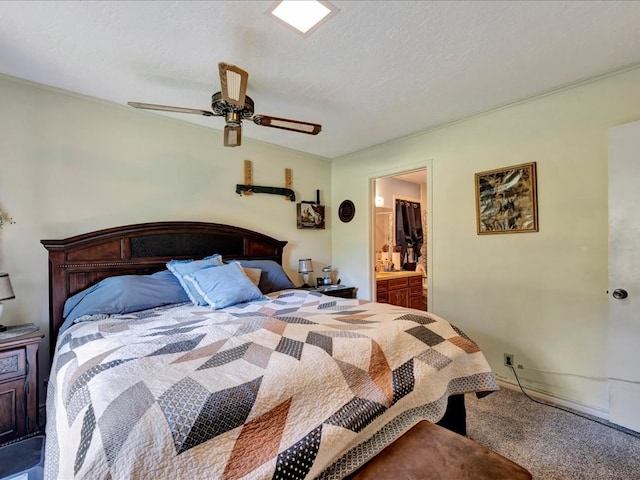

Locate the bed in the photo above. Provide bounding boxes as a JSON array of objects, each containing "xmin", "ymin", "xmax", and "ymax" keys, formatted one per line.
[{"xmin": 41, "ymin": 221, "xmax": 498, "ymax": 480}]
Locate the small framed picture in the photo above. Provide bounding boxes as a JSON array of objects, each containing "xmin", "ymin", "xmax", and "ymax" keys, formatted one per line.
[
  {"xmin": 475, "ymin": 162, "xmax": 538, "ymax": 235},
  {"xmin": 297, "ymin": 203, "xmax": 325, "ymax": 229}
]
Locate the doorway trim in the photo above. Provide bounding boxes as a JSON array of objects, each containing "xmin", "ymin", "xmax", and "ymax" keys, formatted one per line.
[{"xmin": 369, "ymin": 159, "xmax": 434, "ymax": 311}]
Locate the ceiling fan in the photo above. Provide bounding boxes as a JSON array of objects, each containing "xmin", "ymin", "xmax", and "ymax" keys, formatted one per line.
[{"xmin": 128, "ymin": 62, "xmax": 322, "ymax": 147}]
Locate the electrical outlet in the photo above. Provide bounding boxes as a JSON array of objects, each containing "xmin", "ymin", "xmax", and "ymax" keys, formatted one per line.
[{"xmin": 504, "ymin": 353, "xmax": 514, "ymax": 367}]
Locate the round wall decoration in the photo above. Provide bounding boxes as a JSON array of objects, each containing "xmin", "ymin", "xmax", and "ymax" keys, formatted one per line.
[{"xmin": 338, "ymin": 200, "xmax": 356, "ymax": 223}]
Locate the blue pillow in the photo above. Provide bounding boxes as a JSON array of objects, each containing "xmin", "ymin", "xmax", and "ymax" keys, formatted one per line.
[
  {"xmin": 167, "ymin": 254, "xmax": 224, "ymax": 305},
  {"xmin": 60, "ymin": 270, "xmax": 190, "ymax": 333},
  {"xmin": 184, "ymin": 262, "xmax": 265, "ymax": 309},
  {"xmin": 228, "ymin": 259, "xmax": 295, "ymax": 293}
]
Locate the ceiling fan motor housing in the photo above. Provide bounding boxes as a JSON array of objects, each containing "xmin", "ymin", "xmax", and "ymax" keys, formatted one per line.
[{"xmin": 211, "ymin": 91, "xmax": 255, "ymax": 122}]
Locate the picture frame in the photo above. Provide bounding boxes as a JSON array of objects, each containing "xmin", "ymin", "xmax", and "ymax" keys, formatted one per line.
[
  {"xmin": 297, "ymin": 203, "xmax": 326, "ymax": 229},
  {"xmin": 475, "ymin": 162, "xmax": 538, "ymax": 235}
]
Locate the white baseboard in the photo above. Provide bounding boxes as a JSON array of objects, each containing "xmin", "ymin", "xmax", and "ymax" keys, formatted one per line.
[{"xmin": 496, "ymin": 379, "xmax": 610, "ymax": 421}]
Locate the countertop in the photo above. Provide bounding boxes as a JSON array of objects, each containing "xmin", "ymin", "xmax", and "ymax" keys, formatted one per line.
[{"xmin": 376, "ymin": 270, "xmax": 423, "ymax": 280}]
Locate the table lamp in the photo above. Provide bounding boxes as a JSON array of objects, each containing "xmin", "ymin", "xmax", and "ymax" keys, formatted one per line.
[
  {"xmin": 298, "ymin": 259, "xmax": 313, "ymax": 287},
  {"xmin": 0, "ymin": 273, "xmax": 15, "ymax": 332}
]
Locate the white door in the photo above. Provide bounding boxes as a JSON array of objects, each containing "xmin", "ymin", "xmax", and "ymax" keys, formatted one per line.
[{"xmin": 608, "ymin": 120, "xmax": 640, "ymax": 432}]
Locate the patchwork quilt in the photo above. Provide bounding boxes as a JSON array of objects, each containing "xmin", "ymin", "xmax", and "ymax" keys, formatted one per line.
[{"xmin": 45, "ymin": 290, "xmax": 497, "ymax": 480}]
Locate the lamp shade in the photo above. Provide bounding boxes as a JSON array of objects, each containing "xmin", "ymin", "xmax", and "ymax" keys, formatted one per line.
[
  {"xmin": 0, "ymin": 273, "xmax": 15, "ymax": 301},
  {"xmin": 298, "ymin": 259, "xmax": 313, "ymax": 273}
]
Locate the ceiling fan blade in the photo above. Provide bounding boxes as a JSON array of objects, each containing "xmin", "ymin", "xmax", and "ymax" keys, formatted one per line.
[
  {"xmin": 218, "ymin": 62, "xmax": 249, "ymax": 108},
  {"xmin": 224, "ymin": 125, "xmax": 242, "ymax": 147},
  {"xmin": 252, "ymin": 115, "xmax": 321, "ymax": 135},
  {"xmin": 127, "ymin": 102, "xmax": 216, "ymax": 117}
]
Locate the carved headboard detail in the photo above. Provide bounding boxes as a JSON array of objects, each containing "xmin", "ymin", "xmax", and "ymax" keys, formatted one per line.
[{"xmin": 41, "ymin": 221, "xmax": 287, "ymax": 352}]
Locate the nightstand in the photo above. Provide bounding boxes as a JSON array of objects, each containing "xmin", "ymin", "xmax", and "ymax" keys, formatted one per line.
[
  {"xmin": 0, "ymin": 330, "xmax": 44, "ymax": 444},
  {"xmin": 311, "ymin": 285, "xmax": 356, "ymax": 299}
]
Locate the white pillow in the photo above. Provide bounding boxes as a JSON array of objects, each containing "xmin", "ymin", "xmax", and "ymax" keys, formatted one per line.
[{"xmin": 185, "ymin": 263, "xmax": 265, "ymax": 309}]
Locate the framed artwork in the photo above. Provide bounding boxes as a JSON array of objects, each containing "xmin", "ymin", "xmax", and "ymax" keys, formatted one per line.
[
  {"xmin": 475, "ymin": 162, "xmax": 538, "ymax": 235},
  {"xmin": 297, "ymin": 203, "xmax": 325, "ymax": 229}
]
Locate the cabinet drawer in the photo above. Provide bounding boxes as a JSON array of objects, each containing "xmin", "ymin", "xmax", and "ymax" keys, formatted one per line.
[
  {"xmin": 409, "ymin": 285, "xmax": 423, "ymax": 297},
  {"xmin": 388, "ymin": 277, "xmax": 408, "ymax": 290},
  {"xmin": 376, "ymin": 280, "xmax": 388, "ymax": 303},
  {"xmin": 324, "ymin": 287, "xmax": 356, "ymax": 299},
  {"xmin": 409, "ymin": 275, "xmax": 423, "ymax": 287},
  {"xmin": 0, "ymin": 348, "xmax": 26, "ymax": 382},
  {"xmin": 376, "ymin": 279, "xmax": 388, "ymax": 293}
]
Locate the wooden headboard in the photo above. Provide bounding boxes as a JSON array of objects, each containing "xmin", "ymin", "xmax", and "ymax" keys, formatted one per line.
[{"xmin": 41, "ymin": 221, "xmax": 287, "ymax": 352}]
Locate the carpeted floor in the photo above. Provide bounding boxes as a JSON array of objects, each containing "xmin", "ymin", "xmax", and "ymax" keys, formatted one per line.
[{"xmin": 466, "ymin": 387, "xmax": 640, "ymax": 480}]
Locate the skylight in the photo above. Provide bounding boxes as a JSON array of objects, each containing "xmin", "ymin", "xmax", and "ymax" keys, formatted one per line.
[{"xmin": 268, "ymin": 1, "xmax": 338, "ymax": 36}]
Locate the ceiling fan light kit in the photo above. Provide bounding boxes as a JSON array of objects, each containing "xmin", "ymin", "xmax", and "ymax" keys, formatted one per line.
[
  {"xmin": 128, "ymin": 62, "xmax": 321, "ymax": 147},
  {"xmin": 224, "ymin": 125, "xmax": 241, "ymax": 147}
]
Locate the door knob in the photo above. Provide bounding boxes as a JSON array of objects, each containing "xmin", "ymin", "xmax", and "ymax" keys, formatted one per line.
[{"xmin": 612, "ymin": 289, "xmax": 628, "ymax": 299}]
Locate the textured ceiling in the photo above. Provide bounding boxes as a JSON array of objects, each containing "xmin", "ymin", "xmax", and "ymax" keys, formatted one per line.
[{"xmin": 2, "ymin": 1, "xmax": 640, "ymax": 159}]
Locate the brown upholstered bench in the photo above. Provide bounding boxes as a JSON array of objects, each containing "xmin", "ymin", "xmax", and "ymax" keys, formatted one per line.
[{"xmin": 347, "ymin": 421, "xmax": 532, "ymax": 480}]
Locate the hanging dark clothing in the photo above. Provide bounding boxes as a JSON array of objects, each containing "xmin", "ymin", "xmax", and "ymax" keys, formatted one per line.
[
  {"xmin": 395, "ymin": 200, "xmax": 423, "ymax": 265},
  {"xmin": 395, "ymin": 201, "xmax": 407, "ymax": 260}
]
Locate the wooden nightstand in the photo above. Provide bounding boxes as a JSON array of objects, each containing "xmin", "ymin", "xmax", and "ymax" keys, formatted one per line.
[
  {"xmin": 311, "ymin": 285, "xmax": 356, "ymax": 299},
  {"xmin": 0, "ymin": 330, "xmax": 44, "ymax": 444}
]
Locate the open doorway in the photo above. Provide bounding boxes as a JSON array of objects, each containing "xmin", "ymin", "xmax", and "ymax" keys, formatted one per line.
[{"xmin": 373, "ymin": 168, "xmax": 429, "ymax": 310}]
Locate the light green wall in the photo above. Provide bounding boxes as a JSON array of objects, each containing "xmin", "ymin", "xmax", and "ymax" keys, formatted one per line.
[
  {"xmin": 3, "ymin": 66, "xmax": 640, "ymax": 414},
  {"xmin": 0, "ymin": 75, "xmax": 332, "ymax": 384},
  {"xmin": 331, "ymin": 66, "xmax": 640, "ymax": 413}
]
